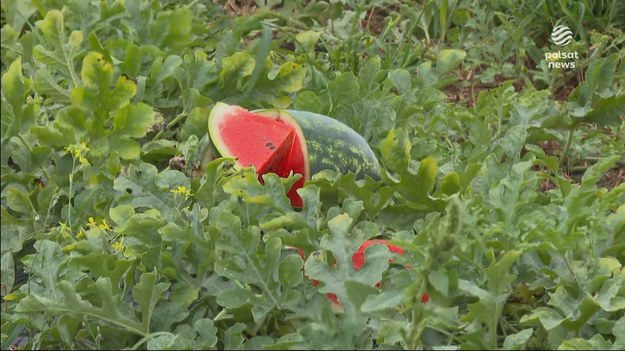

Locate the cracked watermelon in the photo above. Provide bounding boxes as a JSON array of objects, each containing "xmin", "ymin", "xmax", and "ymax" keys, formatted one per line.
[{"xmin": 206, "ymin": 102, "xmax": 381, "ymax": 207}]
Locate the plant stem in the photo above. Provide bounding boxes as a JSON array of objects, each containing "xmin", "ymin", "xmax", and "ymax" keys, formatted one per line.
[
  {"xmin": 130, "ymin": 331, "xmax": 173, "ymax": 350},
  {"xmin": 558, "ymin": 128, "xmax": 575, "ymax": 168},
  {"xmin": 405, "ymin": 268, "xmax": 429, "ymax": 349},
  {"xmin": 17, "ymin": 135, "xmax": 33, "ymax": 153},
  {"xmin": 152, "ymin": 112, "xmax": 187, "ymax": 141},
  {"xmin": 68, "ymin": 157, "xmax": 76, "ymax": 229}
]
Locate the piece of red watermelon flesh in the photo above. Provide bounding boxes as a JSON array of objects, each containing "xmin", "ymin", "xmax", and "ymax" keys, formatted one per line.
[
  {"xmin": 209, "ymin": 103, "xmax": 307, "ymax": 207},
  {"xmin": 275, "ymin": 134, "xmax": 306, "ymax": 207}
]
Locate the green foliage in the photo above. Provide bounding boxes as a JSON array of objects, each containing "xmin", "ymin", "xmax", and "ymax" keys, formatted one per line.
[{"xmin": 1, "ymin": 0, "xmax": 624, "ymax": 350}]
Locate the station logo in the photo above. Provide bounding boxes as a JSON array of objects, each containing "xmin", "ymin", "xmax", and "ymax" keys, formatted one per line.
[
  {"xmin": 544, "ymin": 23, "xmax": 579, "ymax": 69},
  {"xmin": 550, "ymin": 25, "xmax": 573, "ymax": 46}
]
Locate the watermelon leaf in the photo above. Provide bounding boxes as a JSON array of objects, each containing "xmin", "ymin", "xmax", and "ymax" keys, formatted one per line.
[
  {"xmin": 33, "ymin": 10, "xmax": 82, "ymax": 89},
  {"xmin": 113, "ymin": 162, "xmax": 188, "ymax": 222},
  {"xmin": 211, "ymin": 208, "xmax": 299, "ymax": 323},
  {"xmin": 304, "ymin": 213, "xmax": 391, "ymax": 312}
]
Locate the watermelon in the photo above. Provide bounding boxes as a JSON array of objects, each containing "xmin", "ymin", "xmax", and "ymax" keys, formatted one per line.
[
  {"xmin": 206, "ymin": 102, "xmax": 381, "ymax": 207},
  {"xmin": 285, "ymin": 241, "xmax": 429, "ymax": 310}
]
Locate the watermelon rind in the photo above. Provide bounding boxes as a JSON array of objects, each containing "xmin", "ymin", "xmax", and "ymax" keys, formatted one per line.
[
  {"xmin": 207, "ymin": 102, "xmax": 242, "ymax": 168},
  {"xmin": 256, "ymin": 109, "xmax": 382, "ymax": 181}
]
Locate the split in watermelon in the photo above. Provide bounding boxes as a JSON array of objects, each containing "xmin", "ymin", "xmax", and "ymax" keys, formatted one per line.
[{"xmin": 206, "ymin": 102, "xmax": 381, "ymax": 207}]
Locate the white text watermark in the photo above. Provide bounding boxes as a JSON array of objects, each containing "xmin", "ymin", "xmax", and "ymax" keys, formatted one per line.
[{"xmin": 544, "ymin": 51, "xmax": 579, "ymax": 69}]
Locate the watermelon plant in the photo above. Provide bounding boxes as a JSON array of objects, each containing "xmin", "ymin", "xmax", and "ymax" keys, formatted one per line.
[{"xmin": 1, "ymin": 0, "xmax": 624, "ymax": 350}]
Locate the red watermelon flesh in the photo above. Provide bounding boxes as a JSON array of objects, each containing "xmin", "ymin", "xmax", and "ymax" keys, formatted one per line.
[
  {"xmin": 208, "ymin": 103, "xmax": 307, "ymax": 207},
  {"xmin": 212, "ymin": 105, "xmax": 294, "ymax": 175},
  {"xmin": 276, "ymin": 134, "xmax": 306, "ymax": 207}
]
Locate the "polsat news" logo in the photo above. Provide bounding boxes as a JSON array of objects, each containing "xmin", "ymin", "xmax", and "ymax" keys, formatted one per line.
[
  {"xmin": 544, "ymin": 23, "xmax": 579, "ymax": 69},
  {"xmin": 551, "ymin": 25, "xmax": 573, "ymax": 46}
]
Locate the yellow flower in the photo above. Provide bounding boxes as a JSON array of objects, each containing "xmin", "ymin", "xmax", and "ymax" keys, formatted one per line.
[
  {"xmin": 111, "ymin": 241, "xmax": 124, "ymax": 251},
  {"xmin": 77, "ymin": 155, "xmax": 89, "ymax": 166},
  {"xmin": 64, "ymin": 144, "xmax": 78, "ymax": 157},
  {"xmin": 59, "ymin": 221, "xmax": 70, "ymax": 231},
  {"xmin": 98, "ymin": 219, "xmax": 111, "ymax": 231},
  {"xmin": 170, "ymin": 185, "xmax": 193, "ymax": 197},
  {"xmin": 77, "ymin": 230, "xmax": 85, "ymax": 239},
  {"xmin": 86, "ymin": 217, "xmax": 112, "ymax": 231},
  {"xmin": 64, "ymin": 144, "xmax": 74, "ymax": 153},
  {"xmin": 64, "ymin": 142, "xmax": 90, "ymax": 166},
  {"xmin": 87, "ymin": 216, "xmax": 97, "ymax": 229}
]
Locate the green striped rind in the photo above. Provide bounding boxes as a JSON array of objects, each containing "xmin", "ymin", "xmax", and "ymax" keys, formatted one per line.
[{"xmin": 257, "ymin": 109, "xmax": 381, "ymax": 181}]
